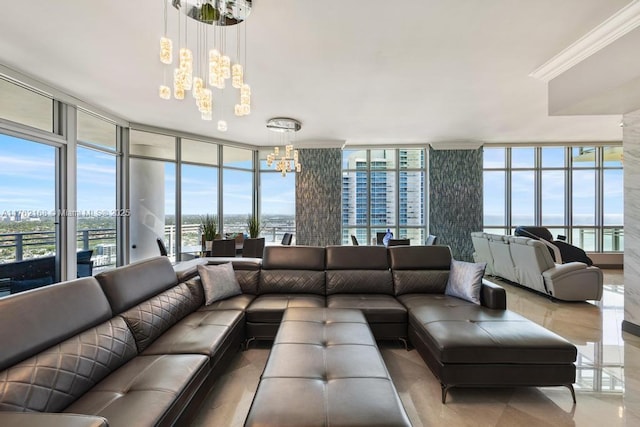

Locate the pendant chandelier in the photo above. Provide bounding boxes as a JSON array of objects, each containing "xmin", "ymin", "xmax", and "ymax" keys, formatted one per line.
[
  {"xmin": 159, "ymin": 0, "xmax": 252, "ymax": 132},
  {"xmin": 266, "ymin": 118, "xmax": 302, "ymax": 177}
]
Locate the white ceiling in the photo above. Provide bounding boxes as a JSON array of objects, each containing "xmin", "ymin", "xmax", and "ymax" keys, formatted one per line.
[{"xmin": 0, "ymin": 0, "xmax": 631, "ymax": 147}]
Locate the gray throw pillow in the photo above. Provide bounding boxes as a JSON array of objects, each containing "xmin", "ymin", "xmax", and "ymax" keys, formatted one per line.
[
  {"xmin": 444, "ymin": 259, "xmax": 487, "ymax": 305},
  {"xmin": 197, "ymin": 263, "xmax": 242, "ymax": 305}
]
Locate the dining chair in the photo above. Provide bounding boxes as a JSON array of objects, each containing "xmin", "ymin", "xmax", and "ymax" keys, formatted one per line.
[
  {"xmin": 243, "ymin": 237, "xmax": 265, "ymax": 258},
  {"xmin": 425, "ymin": 235, "xmax": 437, "ymax": 245},
  {"xmin": 211, "ymin": 239, "xmax": 236, "ymax": 257},
  {"xmin": 281, "ymin": 232, "xmax": 293, "ymax": 245},
  {"xmin": 156, "ymin": 238, "xmax": 168, "ymax": 256},
  {"xmin": 351, "ymin": 235, "xmax": 359, "ymax": 246},
  {"xmin": 387, "ymin": 238, "xmax": 410, "ymax": 246}
]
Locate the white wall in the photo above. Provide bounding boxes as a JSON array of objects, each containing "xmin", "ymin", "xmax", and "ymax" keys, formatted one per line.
[{"xmin": 624, "ymin": 109, "xmax": 640, "ymax": 329}]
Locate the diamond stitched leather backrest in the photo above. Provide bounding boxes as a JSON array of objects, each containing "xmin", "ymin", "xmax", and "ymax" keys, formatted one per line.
[
  {"xmin": 388, "ymin": 246, "xmax": 452, "ymax": 295},
  {"xmin": 0, "ymin": 316, "xmax": 137, "ymax": 412},
  {"xmin": 96, "ymin": 256, "xmax": 178, "ymax": 315},
  {"xmin": 120, "ymin": 282, "xmax": 199, "ymax": 352},
  {"xmin": 326, "ymin": 270, "xmax": 394, "ymax": 295},
  {"xmin": 0, "ymin": 277, "xmax": 112, "ymax": 372},
  {"xmin": 259, "ymin": 270, "xmax": 326, "ymax": 295}
]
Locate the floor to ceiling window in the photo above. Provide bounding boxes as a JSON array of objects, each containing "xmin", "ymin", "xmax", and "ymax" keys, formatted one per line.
[
  {"xmin": 222, "ymin": 146, "xmax": 254, "ymax": 237},
  {"xmin": 259, "ymin": 150, "xmax": 296, "ymax": 244},
  {"xmin": 482, "ymin": 145, "xmax": 623, "ymax": 252},
  {"xmin": 181, "ymin": 138, "xmax": 218, "ymax": 257},
  {"xmin": 129, "ymin": 130, "xmax": 176, "ymax": 262},
  {"xmin": 0, "ymin": 77, "xmax": 60, "ymax": 295},
  {"xmin": 0, "ymin": 136, "xmax": 57, "ymax": 295},
  {"xmin": 341, "ymin": 148, "xmax": 426, "ymax": 245},
  {"xmin": 76, "ymin": 110, "xmax": 119, "ymax": 271}
]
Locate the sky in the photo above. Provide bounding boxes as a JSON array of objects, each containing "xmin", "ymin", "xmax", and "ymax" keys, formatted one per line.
[
  {"xmin": 0, "ymin": 135, "xmax": 622, "ymax": 226},
  {"xmin": 0, "ymin": 134, "xmax": 295, "ymax": 218},
  {"xmin": 483, "ymin": 147, "xmax": 623, "ymax": 226}
]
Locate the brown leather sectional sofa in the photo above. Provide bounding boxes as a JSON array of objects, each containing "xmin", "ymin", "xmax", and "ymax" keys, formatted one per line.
[
  {"xmin": 0, "ymin": 244, "xmax": 577, "ymax": 427},
  {"xmin": 0, "ymin": 256, "xmax": 242, "ymax": 427}
]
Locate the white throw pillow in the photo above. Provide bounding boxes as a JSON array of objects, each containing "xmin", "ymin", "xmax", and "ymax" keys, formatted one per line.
[
  {"xmin": 197, "ymin": 262, "xmax": 242, "ymax": 305},
  {"xmin": 445, "ymin": 259, "xmax": 487, "ymax": 305}
]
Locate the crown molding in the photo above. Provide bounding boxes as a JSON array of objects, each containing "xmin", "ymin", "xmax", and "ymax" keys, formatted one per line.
[{"xmin": 530, "ymin": 0, "xmax": 640, "ymax": 82}]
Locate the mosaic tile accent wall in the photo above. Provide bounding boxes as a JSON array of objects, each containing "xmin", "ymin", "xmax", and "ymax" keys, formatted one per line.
[
  {"xmin": 429, "ymin": 148, "xmax": 483, "ymax": 261},
  {"xmin": 296, "ymin": 148, "xmax": 342, "ymax": 246},
  {"xmin": 624, "ymin": 109, "xmax": 640, "ymax": 332}
]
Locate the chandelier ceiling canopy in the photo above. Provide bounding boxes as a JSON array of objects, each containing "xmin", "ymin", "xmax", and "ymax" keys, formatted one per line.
[
  {"xmin": 266, "ymin": 117, "xmax": 302, "ymax": 133},
  {"xmin": 171, "ymin": 0, "xmax": 252, "ymax": 26}
]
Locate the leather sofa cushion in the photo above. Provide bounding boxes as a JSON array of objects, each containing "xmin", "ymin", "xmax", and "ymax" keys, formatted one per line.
[
  {"xmin": 0, "ymin": 413, "xmax": 108, "ymax": 427},
  {"xmin": 404, "ymin": 294, "xmax": 524, "ymax": 324},
  {"xmin": 142, "ymin": 309, "xmax": 244, "ymax": 358},
  {"xmin": 259, "ymin": 270, "xmax": 325, "ymax": 295},
  {"xmin": 398, "ymin": 287, "xmax": 507, "ymax": 311},
  {"xmin": 198, "ymin": 294, "xmax": 256, "ymax": 311},
  {"xmin": 275, "ymin": 308, "xmax": 372, "ymax": 345},
  {"xmin": 262, "ymin": 246, "xmax": 326, "ymax": 270},
  {"xmin": 326, "ymin": 294, "xmax": 407, "ymax": 323},
  {"xmin": 0, "ymin": 277, "xmax": 112, "ymax": 372},
  {"xmin": 64, "ymin": 354, "xmax": 208, "ymax": 427},
  {"xmin": 96, "ymin": 256, "xmax": 178, "ymax": 314},
  {"xmin": 326, "ymin": 270, "xmax": 393, "ymax": 295},
  {"xmin": 120, "ymin": 283, "xmax": 200, "ymax": 352},
  {"xmin": 245, "ymin": 377, "xmax": 411, "ymax": 427},
  {"xmin": 0, "ymin": 316, "xmax": 137, "ymax": 412},
  {"xmin": 392, "ymin": 270, "xmax": 449, "ymax": 295},
  {"xmin": 325, "ymin": 246, "xmax": 389, "ymax": 269},
  {"xmin": 246, "ymin": 294, "xmax": 326, "ymax": 323},
  {"xmin": 245, "ymin": 308, "xmax": 411, "ymax": 427},
  {"xmin": 388, "ymin": 245, "xmax": 452, "ymax": 269},
  {"xmin": 408, "ymin": 304, "xmax": 576, "ymax": 364}
]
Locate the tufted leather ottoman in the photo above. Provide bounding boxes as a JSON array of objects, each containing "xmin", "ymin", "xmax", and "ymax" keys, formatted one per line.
[{"xmin": 244, "ymin": 308, "xmax": 411, "ymax": 427}]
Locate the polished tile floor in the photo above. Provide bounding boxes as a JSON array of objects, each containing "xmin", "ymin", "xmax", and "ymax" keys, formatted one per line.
[{"xmin": 193, "ymin": 270, "xmax": 640, "ymax": 426}]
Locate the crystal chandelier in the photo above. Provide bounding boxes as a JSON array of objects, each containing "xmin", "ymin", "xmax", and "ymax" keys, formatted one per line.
[
  {"xmin": 159, "ymin": 0, "xmax": 252, "ymax": 132},
  {"xmin": 266, "ymin": 118, "xmax": 302, "ymax": 177}
]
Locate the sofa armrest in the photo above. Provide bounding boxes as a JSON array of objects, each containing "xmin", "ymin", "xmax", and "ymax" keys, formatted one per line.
[
  {"xmin": 0, "ymin": 413, "xmax": 108, "ymax": 427},
  {"xmin": 542, "ymin": 262, "xmax": 587, "ymax": 280},
  {"xmin": 480, "ymin": 279, "xmax": 506, "ymax": 310}
]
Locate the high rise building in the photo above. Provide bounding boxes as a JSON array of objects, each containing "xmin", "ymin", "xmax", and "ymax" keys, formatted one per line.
[{"xmin": 342, "ymin": 149, "xmax": 424, "ymax": 244}]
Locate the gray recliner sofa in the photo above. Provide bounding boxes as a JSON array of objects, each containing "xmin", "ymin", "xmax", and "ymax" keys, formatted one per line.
[{"xmin": 472, "ymin": 232, "xmax": 603, "ymax": 301}]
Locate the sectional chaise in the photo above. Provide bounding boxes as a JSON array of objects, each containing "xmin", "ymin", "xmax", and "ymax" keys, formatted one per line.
[{"xmin": 0, "ymin": 245, "xmax": 578, "ymax": 427}]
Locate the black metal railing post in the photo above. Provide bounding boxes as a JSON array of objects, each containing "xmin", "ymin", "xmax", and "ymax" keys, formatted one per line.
[{"xmin": 15, "ymin": 233, "xmax": 23, "ymax": 261}]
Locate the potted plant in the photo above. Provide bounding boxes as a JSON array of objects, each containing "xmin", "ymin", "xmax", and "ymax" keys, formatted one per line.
[
  {"xmin": 244, "ymin": 215, "xmax": 265, "ymax": 258},
  {"xmin": 200, "ymin": 214, "xmax": 218, "ymax": 251},
  {"xmin": 246, "ymin": 214, "xmax": 262, "ymax": 239}
]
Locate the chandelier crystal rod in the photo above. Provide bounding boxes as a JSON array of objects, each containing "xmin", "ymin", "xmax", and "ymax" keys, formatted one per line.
[
  {"xmin": 158, "ymin": 0, "xmax": 252, "ymax": 132},
  {"xmin": 266, "ymin": 118, "xmax": 302, "ymax": 177}
]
